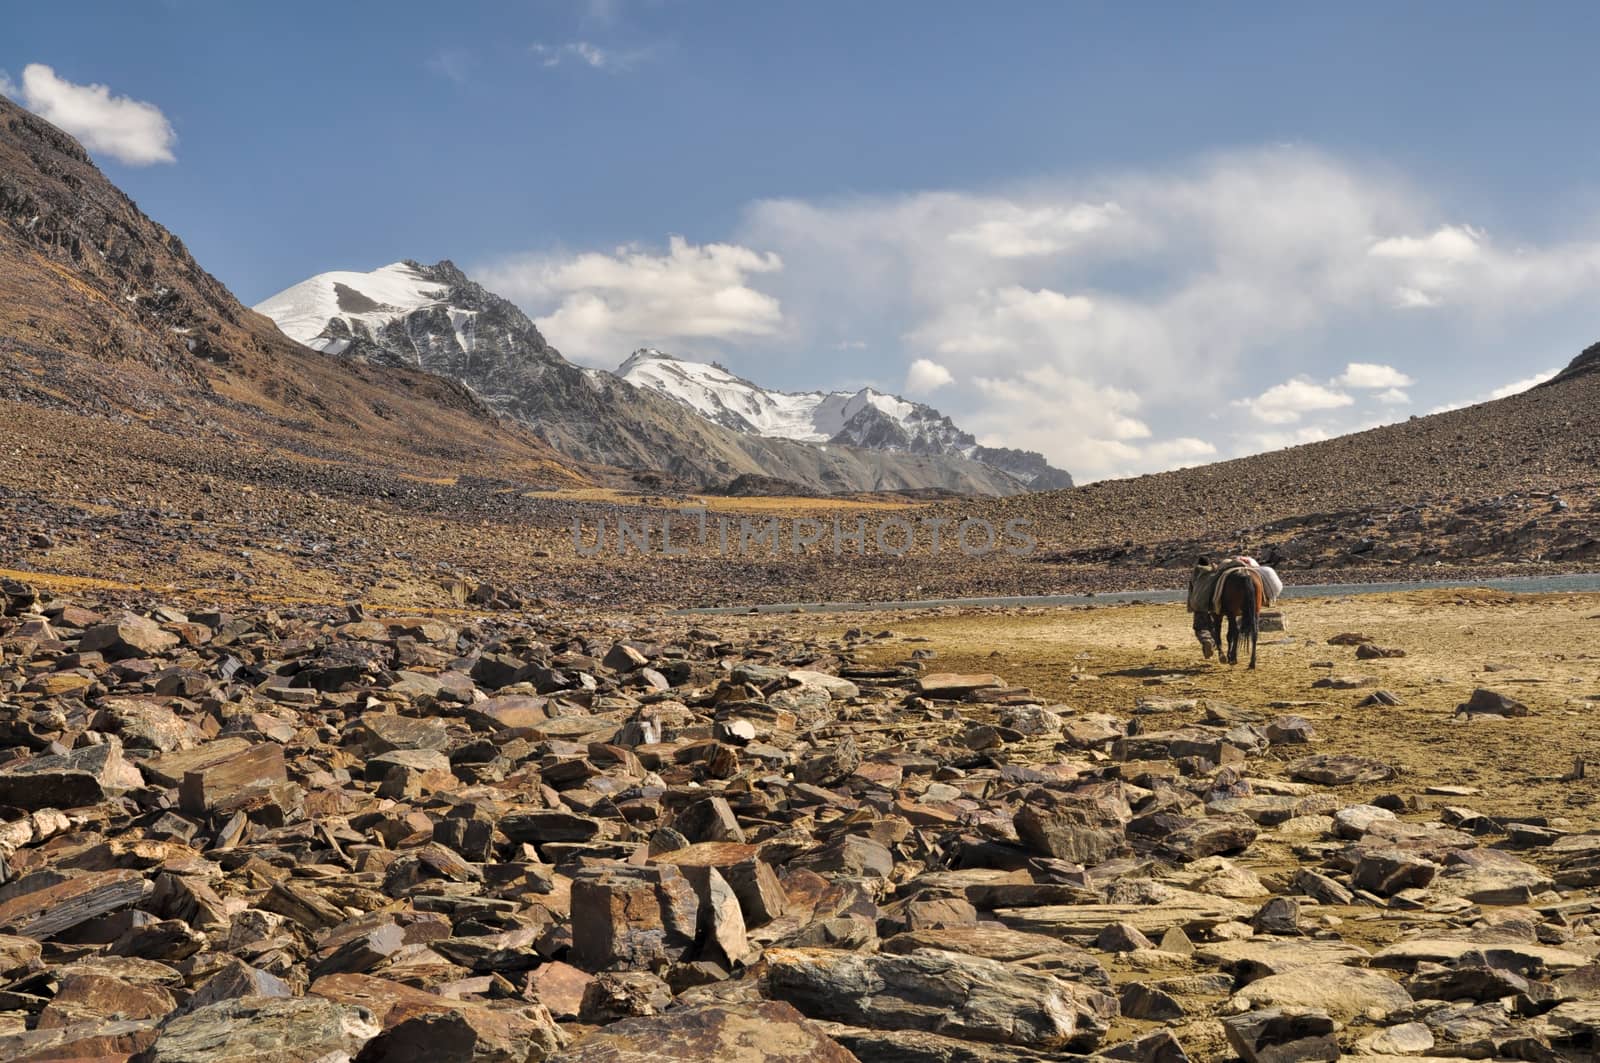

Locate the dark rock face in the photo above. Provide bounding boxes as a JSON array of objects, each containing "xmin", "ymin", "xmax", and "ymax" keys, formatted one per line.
[
  {"xmin": 1547, "ymin": 339, "xmax": 1600, "ymax": 385},
  {"xmin": 826, "ymin": 398, "xmax": 1075, "ymax": 490}
]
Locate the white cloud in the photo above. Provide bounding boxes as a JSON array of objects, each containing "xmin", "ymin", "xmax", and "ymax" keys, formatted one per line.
[
  {"xmin": 1488, "ymin": 368, "xmax": 1558, "ymax": 399},
  {"xmin": 1, "ymin": 63, "xmax": 175, "ymax": 165},
  {"xmin": 1141, "ymin": 436, "xmax": 1219, "ymax": 470},
  {"xmin": 904, "ymin": 358, "xmax": 953, "ymax": 394},
  {"xmin": 1427, "ymin": 367, "xmax": 1560, "ymax": 414},
  {"xmin": 913, "ymin": 286, "xmax": 1095, "ymax": 357},
  {"xmin": 530, "ymin": 41, "xmax": 647, "ymax": 71},
  {"xmin": 1370, "ymin": 224, "xmax": 1484, "ymax": 263},
  {"xmin": 1234, "ymin": 378, "xmax": 1354, "ymax": 424},
  {"xmin": 475, "ymin": 236, "xmax": 784, "ymax": 365},
  {"xmin": 964, "ymin": 366, "xmax": 1217, "ymax": 481},
  {"xmin": 947, "ymin": 201, "xmax": 1123, "ymax": 258},
  {"xmin": 1370, "ymin": 223, "xmax": 1600, "ymax": 312},
  {"xmin": 1336, "ymin": 362, "xmax": 1413, "ymax": 389},
  {"xmin": 486, "ymin": 146, "xmax": 1600, "ymax": 479},
  {"xmin": 738, "ymin": 150, "xmax": 1429, "ymax": 418}
]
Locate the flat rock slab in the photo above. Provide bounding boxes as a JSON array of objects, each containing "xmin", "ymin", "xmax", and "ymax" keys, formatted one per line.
[
  {"xmin": 1231, "ymin": 962, "xmax": 1412, "ymax": 1021},
  {"xmin": 764, "ymin": 946, "xmax": 1109, "ymax": 1051},
  {"xmin": 80, "ymin": 612, "xmax": 179, "ymax": 658},
  {"xmin": 819, "ymin": 1022, "xmax": 1066, "ymax": 1063},
  {"xmin": 463, "ymin": 695, "xmax": 551, "ymax": 731},
  {"xmin": 1434, "ymin": 849, "xmax": 1554, "ymax": 904},
  {"xmin": 0, "ymin": 1017, "xmax": 160, "ymax": 1061},
  {"xmin": 880, "ymin": 925, "xmax": 1109, "ymax": 985},
  {"xmin": 1342, "ymin": 1058, "xmax": 1478, "ymax": 1063},
  {"xmin": 1286, "ymin": 754, "xmax": 1396, "ymax": 786},
  {"xmin": 350, "ymin": 999, "xmax": 563, "ymax": 1062},
  {"xmin": 1455, "ymin": 688, "xmax": 1530, "ymax": 717},
  {"xmin": 915, "ymin": 673, "xmax": 1006, "ymax": 697},
  {"xmin": 1370, "ymin": 939, "xmax": 1590, "ymax": 972},
  {"xmin": 788, "ymin": 670, "xmax": 861, "ymax": 700},
  {"xmin": 1196, "ymin": 938, "xmax": 1372, "ymax": 980},
  {"xmin": 997, "ymin": 891, "xmax": 1250, "ymax": 941},
  {"xmin": 0, "ymin": 870, "xmax": 150, "ymax": 939},
  {"xmin": 347, "ymin": 713, "xmax": 451, "ymax": 754},
  {"xmin": 138, "ymin": 995, "xmax": 381, "ymax": 1062},
  {"xmin": 551, "ymin": 1001, "xmax": 859, "ymax": 1062},
  {"xmin": 140, "ymin": 737, "xmax": 259, "ymax": 788},
  {"xmin": 178, "ymin": 742, "xmax": 288, "ymax": 815},
  {"xmin": 312, "ymin": 971, "xmax": 473, "ymax": 1028}
]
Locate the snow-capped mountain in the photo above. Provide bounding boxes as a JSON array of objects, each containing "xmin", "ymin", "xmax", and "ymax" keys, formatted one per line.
[
  {"xmin": 619, "ymin": 349, "xmax": 1074, "ymax": 489},
  {"xmin": 255, "ymin": 261, "xmax": 1051, "ymax": 496},
  {"xmin": 254, "ymin": 262, "xmax": 459, "ymax": 357}
]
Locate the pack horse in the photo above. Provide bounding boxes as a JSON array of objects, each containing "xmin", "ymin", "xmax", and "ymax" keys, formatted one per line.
[{"xmin": 1187, "ymin": 557, "xmax": 1278, "ymax": 669}]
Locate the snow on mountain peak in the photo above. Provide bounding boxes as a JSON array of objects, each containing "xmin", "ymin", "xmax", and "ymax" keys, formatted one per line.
[
  {"xmin": 615, "ymin": 348, "xmax": 1073, "ymax": 487},
  {"xmin": 255, "ymin": 262, "xmax": 456, "ymax": 355},
  {"xmin": 617, "ymin": 348, "xmax": 855, "ymax": 439},
  {"xmin": 617, "ymin": 348, "xmax": 926, "ymax": 443}
]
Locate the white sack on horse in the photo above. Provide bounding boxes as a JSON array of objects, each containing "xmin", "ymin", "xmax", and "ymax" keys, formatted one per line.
[{"xmin": 1231, "ymin": 555, "xmax": 1283, "ymax": 605}]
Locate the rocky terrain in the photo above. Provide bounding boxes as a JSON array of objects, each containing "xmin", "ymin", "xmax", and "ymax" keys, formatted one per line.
[
  {"xmin": 4, "ymin": 63, "xmax": 1600, "ymax": 1063},
  {"xmin": 0, "ymin": 388, "xmax": 1595, "ymax": 614},
  {"xmin": 1, "ymin": 581, "xmax": 1599, "ymax": 1061},
  {"xmin": 255, "ymin": 264, "xmax": 1035, "ymax": 497},
  {"xmin": 950, "ymin": 353, "xmax": 1600, "ymax": 578},
  {"xmin": 4, "ymin": 92, "xmax": 1598, "ymax": 613}
]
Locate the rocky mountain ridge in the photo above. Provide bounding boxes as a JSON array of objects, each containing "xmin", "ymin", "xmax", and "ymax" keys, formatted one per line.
[
  {"xmin": 617, "ymin": 348, "xmax": 1074, "ymax": 489},
  {"xmin": 254, "ymin": 262, "xmax": 1048, "ymax": 497}
]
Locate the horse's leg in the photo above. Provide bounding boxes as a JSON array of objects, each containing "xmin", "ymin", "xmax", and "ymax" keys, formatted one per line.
[{"xmin": 1225, "ymin": 612, "xmax": 1239, "ymax": 665}]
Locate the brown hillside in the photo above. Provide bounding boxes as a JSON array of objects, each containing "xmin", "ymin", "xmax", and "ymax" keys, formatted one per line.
[
  {"xmin": 0, "ymin": 95, "xmax": 581, "ymax": 487},
  {"xmin": 956, "ymin": 363, "xmax": 1600, "ymax": 561}
]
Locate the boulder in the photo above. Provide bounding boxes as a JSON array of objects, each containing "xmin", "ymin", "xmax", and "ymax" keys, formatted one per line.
[
  {"xmin": 0, "ymin": 738, "xmax": 144, "ymax": 809},
  {"xmin": 80, "ymin": 612, "xmax": 179, "ymax": 659},
  {"xmin": 135, "ymin": 995, "xmax": 381, "ymax": 1063},
  {"xmin": 550, "ymin": 1000, "xmax": 858, "ymax": 1062},
  {"xmin": 764, "ymin": 946, "xmax": 1112, "ymax": 1051},
  {"xmin": 1231, "ymin": 963, "xmax": 1412, "ymax": 1020},
  {"xmin": 1222, "ymin": 1008, "xmax": 1338, "ymax": 1063},
  {"xmin": 1455, "ymin": 688, "xmax": 1530, "ymax": 717}
]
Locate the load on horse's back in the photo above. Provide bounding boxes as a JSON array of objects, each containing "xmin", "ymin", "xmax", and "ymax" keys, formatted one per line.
[{"xmin": 1187, "ymin": 556, "xmax": 1280, "ymax": 669}]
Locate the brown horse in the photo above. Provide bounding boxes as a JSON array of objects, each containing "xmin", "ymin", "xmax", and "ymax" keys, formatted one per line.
[{"xmin": 1190, "ymin": 561, "xmax": 1265, "ymax": 669}]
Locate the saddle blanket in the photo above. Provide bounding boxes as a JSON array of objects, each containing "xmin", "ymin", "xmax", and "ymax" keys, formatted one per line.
[{"xmin": 1187, "ymin": 557, "xmax": 1283, "ymax": 612}]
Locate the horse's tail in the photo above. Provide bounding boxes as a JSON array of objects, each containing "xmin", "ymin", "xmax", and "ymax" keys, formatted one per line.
[{"xmin": 1245, "ymin": 570, "xmax": 1262, "ymax": 669}]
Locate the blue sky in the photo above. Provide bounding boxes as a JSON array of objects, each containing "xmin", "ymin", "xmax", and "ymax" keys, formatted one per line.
[{"xmin": 6, "ymin": 2, "xmax": 1600, "ymax": 479}]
